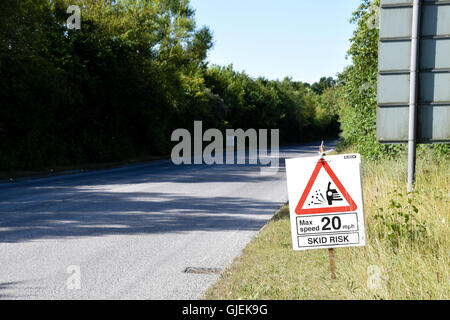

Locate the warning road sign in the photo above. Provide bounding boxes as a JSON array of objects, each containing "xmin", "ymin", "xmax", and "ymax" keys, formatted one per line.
[{"xmin": 286, "ymin": 154, "xmax": 366, "ymax": 251}]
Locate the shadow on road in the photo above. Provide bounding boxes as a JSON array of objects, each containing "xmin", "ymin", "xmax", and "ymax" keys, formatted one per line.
[
  {"xmin": 0, "ymin": 142, "xmax": 335, "ymax": 243},
  {"xmin": 0, "ymin": 191, "xmax": 284, "ymax": 243}
]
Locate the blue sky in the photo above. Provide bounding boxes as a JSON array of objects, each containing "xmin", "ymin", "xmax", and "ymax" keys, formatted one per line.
[{"xmin": 190, "ymin": 0, "xmax": 362, "ymax": 84}]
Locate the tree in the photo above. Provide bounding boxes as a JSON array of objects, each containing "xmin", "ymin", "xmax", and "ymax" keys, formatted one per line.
[
  {"xmin": 0, "ymin": 0, "xmax": 341, "ymax": 171},
  {"xmin": 311, "ymin": 77, "xmax": 336, "ymax": 95},
  {"xmin": 336, "ymin": 0, "xmax": 404, "ymax": 159}
]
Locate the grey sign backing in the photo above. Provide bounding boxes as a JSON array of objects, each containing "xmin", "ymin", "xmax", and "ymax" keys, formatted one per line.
[{"xmin": 377, "ymin": 0, "xmax": 450, "ymax": 143}]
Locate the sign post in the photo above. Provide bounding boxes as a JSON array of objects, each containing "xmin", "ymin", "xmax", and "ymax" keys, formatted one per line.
[
  {"xmin": 407, "ymin": 0, "xmax": 421, "ymax": 192},
  {"xmin": 378, "ymin": 0, "xmax": 450, "ymax": 190},
  {"xmin": 285, "ymin": 151, "xmax": 366, "ymax": 278}
]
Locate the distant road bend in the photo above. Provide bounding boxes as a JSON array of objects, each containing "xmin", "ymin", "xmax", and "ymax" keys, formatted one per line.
[{"xmin": 0, "ymin": 141, "xmax": 337, "ymax": 299}]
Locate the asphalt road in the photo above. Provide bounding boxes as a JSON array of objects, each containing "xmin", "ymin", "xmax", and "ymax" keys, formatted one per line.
[{"xmin": 0, "ymin": 141, "xmax": 336, "ymax": 299}]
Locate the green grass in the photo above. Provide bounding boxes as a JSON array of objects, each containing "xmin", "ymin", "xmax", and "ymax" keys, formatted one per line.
[{"xmin": 204, "ymin": 154, "xmax": 449, "ymax": 300}]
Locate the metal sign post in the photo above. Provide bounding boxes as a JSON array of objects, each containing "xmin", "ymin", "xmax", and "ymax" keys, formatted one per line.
[
  {"xmin": 378, "ymin": 0, "xmax": 450, "ymax": 191},
  {"xmin": 408, "ymin": 0, "xmax": 421, "ymax": 192}
]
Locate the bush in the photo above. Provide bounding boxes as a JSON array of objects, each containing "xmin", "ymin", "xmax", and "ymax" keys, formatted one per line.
[{"xmin": 374, "ymin": 190, "xmax": 428, "ymax": 249}]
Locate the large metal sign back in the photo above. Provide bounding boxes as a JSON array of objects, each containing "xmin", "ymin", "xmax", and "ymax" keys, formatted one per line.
[{"xmin": 377, "ymin": 0, "xmax": 450, "ymax": 143}]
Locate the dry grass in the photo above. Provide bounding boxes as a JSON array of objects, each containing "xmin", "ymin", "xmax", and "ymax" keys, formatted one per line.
[{"xmin": 204, "ymin": 154, "xmax": 449, "ymax": 300}]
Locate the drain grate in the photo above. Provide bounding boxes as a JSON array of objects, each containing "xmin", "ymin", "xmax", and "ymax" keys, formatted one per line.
[{"xmin": 184, "ymin": 267, "xmax": 223, "ymax": 275}]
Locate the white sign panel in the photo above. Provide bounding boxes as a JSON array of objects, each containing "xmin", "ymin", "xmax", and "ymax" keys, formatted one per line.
[{"xmin": 285, "ymin": 154, "xmax": 366, "ymax": 251}]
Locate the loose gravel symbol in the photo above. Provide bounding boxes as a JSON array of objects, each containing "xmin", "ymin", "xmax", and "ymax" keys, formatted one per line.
[{"xmin": 295, "ymin": 158, "xmax": 357, "ymax": 215}]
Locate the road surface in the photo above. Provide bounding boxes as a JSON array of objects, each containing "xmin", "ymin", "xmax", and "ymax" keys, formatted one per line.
[{"xmin": 0, "ymin": 141, "xmax": 336, "ymax": 299}]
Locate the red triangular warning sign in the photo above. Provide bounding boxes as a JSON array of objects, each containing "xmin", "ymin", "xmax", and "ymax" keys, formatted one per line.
[{"xmin": 295, "ymin": 158, "xmax": 357, "ymax": 215}]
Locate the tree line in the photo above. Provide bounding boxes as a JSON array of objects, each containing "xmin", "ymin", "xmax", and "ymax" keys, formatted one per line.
[{"xmin": 0, "ymin": 0, "xmax": 339, "ymax": 171}]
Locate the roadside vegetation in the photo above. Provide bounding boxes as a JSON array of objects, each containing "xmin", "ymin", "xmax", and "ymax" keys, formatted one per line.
[
  {"xmin": 330, "ymin": 0, "xmax": 448, "ymax": 160},
  {"xmin": 205, "ymin": 0, "xmax": 449, "ymax": 300},
  {"xmin": 0, "ymin": 0, "xmax": 338, "ymax": 174},
  {"xmin": 204, "ymin": 151, "xmax": 449, "ymax": 299}
]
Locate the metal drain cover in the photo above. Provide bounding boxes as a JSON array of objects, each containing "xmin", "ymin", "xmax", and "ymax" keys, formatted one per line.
[{"xmin": 184, "ymin": 267, "xmax": 222, "ymax": 275}]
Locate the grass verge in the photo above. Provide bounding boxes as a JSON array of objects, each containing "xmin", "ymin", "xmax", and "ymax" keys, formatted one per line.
[{"xmin": 203, "ymin": 153, "xmax": 449, "ymax": 300}]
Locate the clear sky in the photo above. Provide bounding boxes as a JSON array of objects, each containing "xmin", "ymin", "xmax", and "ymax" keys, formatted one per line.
[{"xmin": 190, "ymin": 0, "xmax": 362, "ymax": 84}]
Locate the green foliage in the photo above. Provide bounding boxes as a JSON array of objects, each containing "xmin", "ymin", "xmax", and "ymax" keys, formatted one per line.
[
  {"xmin": 0, "ymin": 0, "xmax": 213, "ymax": 169},
  {"xmin": 315, "ymin": 85, "xmax": 342, "ymax": 133},
  {"xmin": 374, "ymin": 190, "xmax": 428, "ymax": 248},
  {"xmin": 428, "ymin": 144, "xmax": 450, "ymax": 162},
  {"xmin": 0, "ymin": 0, "xmax": 339, "ymax": 171}
]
